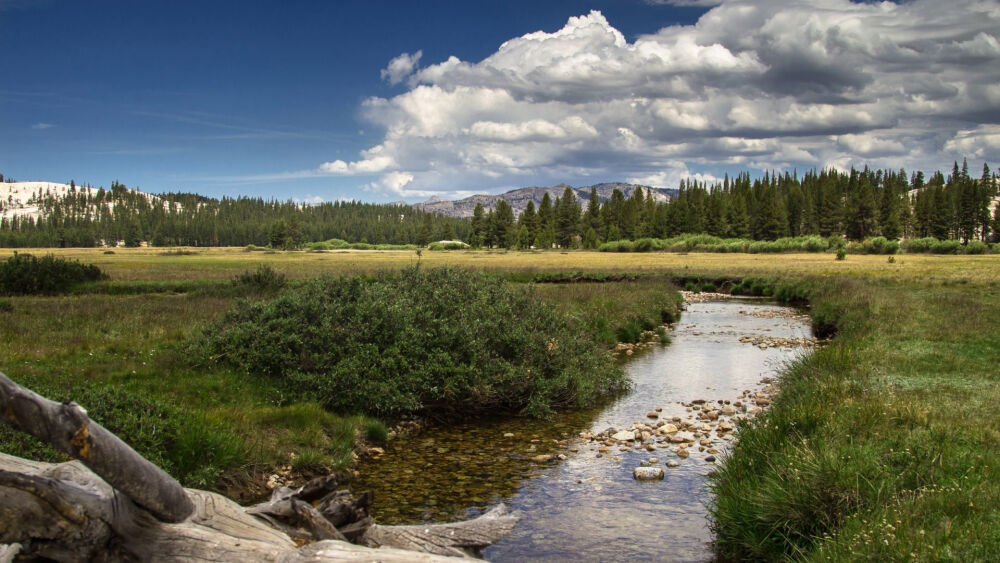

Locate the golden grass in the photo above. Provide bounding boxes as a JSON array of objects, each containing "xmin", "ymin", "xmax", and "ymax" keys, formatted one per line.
[{"xmin": 5, "ymin": 246, "xmax": 999, "ymax": 284}]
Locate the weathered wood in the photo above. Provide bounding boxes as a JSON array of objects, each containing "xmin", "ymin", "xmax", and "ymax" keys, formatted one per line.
[
  {"xmin": 0, "ymin": 375, "xmax": 519, "ymax": 560},
  {"xmin": 0, "ymin": 453, "xmax": 466, "ymax": 561},
  {"xmin": 362, "ymin": 504, "xmax": 520, "ymax": 557},
  {"xmin": 0, "ymin": 372, "xmax": 194, "ymax": 522}
]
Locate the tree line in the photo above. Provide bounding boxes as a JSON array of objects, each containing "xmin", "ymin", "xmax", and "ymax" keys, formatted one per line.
[
  {"xmin": 469, "ymin": 160, "xmax": 998, "ymax": 249},
  {"xmin": 1, "ymin": 160, "xmax": 997, "ymax": 248},
  {"xmin": 0, "ymin": 181, "xmax": 469, "ymax": 248}
]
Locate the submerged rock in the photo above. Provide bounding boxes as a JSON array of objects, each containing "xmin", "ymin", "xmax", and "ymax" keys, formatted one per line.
[
  {"xmin": 611, "ymin": 430, "xmax": 636, "ymax": 442},
  {"xmin": 633, "ymin": 467, "xmax": 665, "ymax": 481}
]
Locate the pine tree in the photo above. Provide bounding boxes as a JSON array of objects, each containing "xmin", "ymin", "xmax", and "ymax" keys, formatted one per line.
[
  {"xmin": 556, "ymin": 186, "xmax": 580, "ymax": 248},
  {"xmin": 470, "ymin": 203, "xmax": 486, "ymax": 248}
]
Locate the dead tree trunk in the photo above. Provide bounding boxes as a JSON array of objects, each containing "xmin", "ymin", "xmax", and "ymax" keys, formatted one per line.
[{"xmin": 0, "ymin": 372, "xmax": 518, "ymax": 561}]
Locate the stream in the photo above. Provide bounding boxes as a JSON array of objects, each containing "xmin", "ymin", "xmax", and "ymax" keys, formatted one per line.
[{"xmin": 353, "ymin": 299, "xmax": 813, "ymax": 561}]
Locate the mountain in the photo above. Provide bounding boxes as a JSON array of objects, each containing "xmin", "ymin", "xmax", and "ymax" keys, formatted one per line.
[{"xmin": 412, "ymin": 183, "xmax": 679, "ymax": 218}]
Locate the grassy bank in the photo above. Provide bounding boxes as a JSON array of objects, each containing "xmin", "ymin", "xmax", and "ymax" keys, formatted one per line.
[
  {"xmin": 0, "ymin": 257, "xmax": 678, "ymax": 498},
  {"xmin": 710, "ymin": 276, "xmax": 1000, "ymax": 560}
]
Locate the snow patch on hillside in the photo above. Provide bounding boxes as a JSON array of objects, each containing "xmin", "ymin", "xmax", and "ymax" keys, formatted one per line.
[{"xmin": 0, "ymin": 181, "xmax": 166, "ymax": 221}]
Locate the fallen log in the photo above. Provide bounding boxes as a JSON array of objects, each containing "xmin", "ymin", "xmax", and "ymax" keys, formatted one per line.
[{"xmin": 0, "ymin": 372, "xmax": 518, "ymax": 560}]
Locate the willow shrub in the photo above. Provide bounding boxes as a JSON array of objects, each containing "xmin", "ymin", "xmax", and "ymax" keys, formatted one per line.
[
  {"xmin": 0, "ymin": 252, "xmax": 106, "ymax": 295},
  {"xmin": 195, "ymin": 267, "xmax": 627, "ymax": 419}
]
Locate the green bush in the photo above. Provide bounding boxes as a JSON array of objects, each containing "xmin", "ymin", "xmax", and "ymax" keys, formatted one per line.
[
  {"xmin": 196, "ymin": 267, "xmax": 627, "ymax": 418},
  {"xmin": 0, "ymin": 253, "xmax": 106, "ymax": 295},
  {"xmin": 231, "ymin": 264, "xmax": 286, "ymax": 292},
  {"xmin": 963, "ymin": 240, "xmax": 989, "ymax": 254},
  {"xmin": 901, "ymin": 237, "xmax": 936, "ymax": 253},
  {"xmin": 836, "ymin": 248, "xmax": 847, "ymax": 260},
  {"xmin": 598, "ymin": 240, "xmax": 635, "ymax": 252}
]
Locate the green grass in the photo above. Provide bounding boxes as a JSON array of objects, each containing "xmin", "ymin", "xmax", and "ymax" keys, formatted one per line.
[
  {"xmin": 709, "ymin": 276, "xmax": 1000, "ymax": 561},
  {"xmin": 532, "ymin": 279, "xmax": 681, "ymax": 346}
]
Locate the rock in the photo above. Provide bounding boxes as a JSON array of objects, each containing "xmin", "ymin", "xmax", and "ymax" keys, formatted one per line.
[
  {"xmin": 666, "ymin": 460, "xmax": 680, "ymax": 468},
  {"xmin": 721, "ymin": 405, "xmax": 736, "ymax": 416},
  {"xmin": 656, "ymin": 424, "xmax": 679, "ymax": 435},
  {"xmin": 598, "ymin": 446, "xmax": 610, "ymax": 453},
  {"xmin": 707, "ymin": 448, "xmax": 719, "ymax": 454},
  {"xmin": 557, "ymin": 454, "xmax": 567, "ymax": 460},
  {"xmin": 646, "ymin": 411, "xmax": 659, "ymax": 419},
  {"xmin": 645, "ymin": 444, "xmax": 656, "ymax": 452},
  {"xmin": 676, "ymin": 448, "xmax": 690, "ymax": 459},
  {"xmin": 718, "ymin": 421, "xmax": 735, "ymax": 432},
  {"xmin": 648, "ymin": 457, "xmax": 659, "ymax": 464},
  {"xmin": 532, "ymin": 454, "xmax": 553, "ymax": 463},
  {"xmin": 503, "ymin": 432, "xmax": 515, "ymax": 438},
  {"xmin": 705, "ymin": 455, "xmax": 716, "ymax": 463},
  {"xmin": 640, "ymin": 431, "xmax": 652, "ymax": 442},
  {"xmin": 611, "ymin": 430, "xmax": 636, "ymax": 442},
  {"xmin": 633, "ymin": 467, "xmax": 665, "ymax": 481}
]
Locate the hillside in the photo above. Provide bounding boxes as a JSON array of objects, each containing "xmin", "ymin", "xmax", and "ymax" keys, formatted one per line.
[
  {"xmin": 412, "ymin": 183, "xmax": 678, "ymax": 218},
  {"xmin": 1, "ymin": 181, "xmax": 171, "ymax": 222}
]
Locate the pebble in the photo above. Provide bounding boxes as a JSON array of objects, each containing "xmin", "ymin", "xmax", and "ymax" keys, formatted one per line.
[
  {"xmin": 666, "ymin": 460, "xmax": 680, "ymax": 468},
  {"xmin": 705, "ymin": 456, "xmax": 716, "ymax": 463}
]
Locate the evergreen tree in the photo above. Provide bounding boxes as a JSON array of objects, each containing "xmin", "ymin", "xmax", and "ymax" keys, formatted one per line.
[{"xmin": 556, "ymin": 186, "xmax": 580, "ymax": 248}]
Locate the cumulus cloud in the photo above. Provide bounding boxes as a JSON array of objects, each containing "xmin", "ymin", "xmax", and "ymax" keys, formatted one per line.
[
  {"xmin": 381, "ymin": 51, "xmax": 422, "ymax": 85},
  {"xmin": 321, "ymin": 2, "xmax": 1000, "ymax": 197}
]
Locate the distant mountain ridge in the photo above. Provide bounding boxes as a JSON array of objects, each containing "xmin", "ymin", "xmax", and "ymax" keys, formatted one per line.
[{"xmin": 412, "ymin": 183, "xmax": 679, "ymax": 218}]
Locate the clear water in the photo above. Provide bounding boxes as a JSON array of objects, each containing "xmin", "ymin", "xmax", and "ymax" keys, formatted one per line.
[{"xmin": 353, "ymin": 300, "xmax": 812, "ymax": 561}]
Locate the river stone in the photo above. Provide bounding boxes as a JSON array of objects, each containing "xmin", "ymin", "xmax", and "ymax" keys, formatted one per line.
[
  {"xmin": 666, "ymin": 460, "xmax": 680, "ymax": 468},
  {"xmin": 720, "ymin": 405, "xmax": 737, "ymax": 416},
  {"xmin": 705, "ymin": 455, "xmax": 716, "ymax": 463},
  {"xmin": 647, "ymin": 411, "xmax": 659, "ymax": 419},
  {"xmin": 676, "ymin": 448, "xmax": 690, "ymax": 459},
  {"xmin": 612, "ymin": 430, "xmax": 636, "ymax": 442},
  {"xmin": 633, "ymin": 467, "xmax": 665, "ymax": 481},
  {"xmin": 718, "ymin": 421, "xmax": 735, "ymax": 432},
  {"xmin": 533, "ymin": 454, "xmax": 553, "ymax": 463},
  {"xmin": 656, "ymin": 424, "xmax": 679, "ymax": 435}
]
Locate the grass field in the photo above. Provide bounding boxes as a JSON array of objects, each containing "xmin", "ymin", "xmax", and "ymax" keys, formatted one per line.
[
  {"xmin": 2, "ymin": 247, "xmax": 999, "ymax": 558},
  {"xmin": 2, "ymin": 246, "xmax": 995, "ymax": 283}
]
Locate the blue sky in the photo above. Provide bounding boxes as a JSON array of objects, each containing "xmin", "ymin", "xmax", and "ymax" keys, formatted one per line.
[{"xmin": 2, "ymin": 0, "xmax": 998, "ymax": 202}]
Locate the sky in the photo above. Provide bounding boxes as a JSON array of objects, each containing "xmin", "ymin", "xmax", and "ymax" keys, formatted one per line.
[{"xmin": 2, "ymin": 0, "xmax": 999, "ymax": 203}]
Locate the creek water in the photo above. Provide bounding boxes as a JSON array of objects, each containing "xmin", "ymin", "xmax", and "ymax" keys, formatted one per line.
[{"xmin": 353, "ymin": 299, "xmax": 812, "ymax": 561}]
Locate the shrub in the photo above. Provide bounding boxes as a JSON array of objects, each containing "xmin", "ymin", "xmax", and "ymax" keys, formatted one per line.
[
  {"xmin": 196, "ymin": 267, "xmax": 627, "ymax": 418},
  {"xmin": 901, "ymin": 237, "xmax": 937, "ymax": 253},
  {"xmin": 701, "ymin": 281, "xmax": 718, "ymax": 293},
  {"xmin": 931, "ymin": 239, "xmax": 962, "ymax": 254},
  {"xmin": 0, "ymin": 253, "xmax": 106, "ymax": 295},
  {"xmin": 231, "ymin": 264, "xmax": 286, "ymax": 292},
  {"xmin": 836, "ymin": 248, "xmax": 847, "ymax": 260},
  {"xmin": 598, "ymin": 240, "xmax": 635, "ymax": 252},
  {"xmin": 963, "ymin": 240, "xmax": 989, "ymax": 254}
]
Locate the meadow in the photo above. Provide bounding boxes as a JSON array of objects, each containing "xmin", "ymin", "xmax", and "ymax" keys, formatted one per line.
[{"xmin": 2, "ymin": 246, "xmax": 999, "ymax": 558}]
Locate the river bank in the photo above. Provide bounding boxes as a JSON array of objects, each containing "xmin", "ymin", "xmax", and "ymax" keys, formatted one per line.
[{"xmin": 352, "ymin": 298, "xmax": 813, "ymax": 561}]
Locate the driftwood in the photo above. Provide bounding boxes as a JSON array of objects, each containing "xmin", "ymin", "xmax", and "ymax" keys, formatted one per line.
[{"xmin": 0, "ymin": 372, "xmax": 518, "ymax": 561}]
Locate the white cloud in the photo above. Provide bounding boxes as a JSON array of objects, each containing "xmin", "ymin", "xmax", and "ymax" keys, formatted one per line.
[
  {"xmin": 944, "ymin": 125, "xmax": 1000, "ymax": 160},
  {"xmin": 316, "ymin": 2, "xmax": 1000, "ymax": 196},
  {"xmin": 381, "ymin": 51, "xmax": 422, "ymax": 85},
  {"xmin": 31, "ymin": 122, "xmax": 54, "ymax": 130}
]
